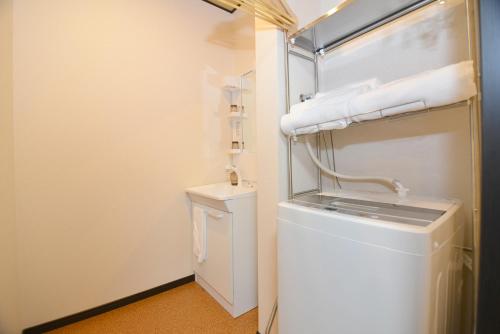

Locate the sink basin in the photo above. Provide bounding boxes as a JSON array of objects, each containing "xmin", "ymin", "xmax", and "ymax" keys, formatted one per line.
[{"xmin": 186, "ymin": 182, "xmax": 256, "ymax": 201}]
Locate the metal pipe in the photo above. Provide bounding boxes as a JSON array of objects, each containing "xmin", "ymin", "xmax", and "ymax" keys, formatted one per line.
[
  {"xmin": 285, "ymin": 33, "xmax": 293, "ymax": 199},
  {"xmin": 321, "ymin": 0, "xmax": 436, "ymax": 56},
  {"xmin": 288, "ymin": 43, "xmax": 316, "ymax": 59},
  {"xmin": 313, "ymin": 36, "xmax": 322, "ymax": 193},
  {"xmin": 464, "ymin": 0, "xmax": 481, "ymax": 332},
  {"xmin": 293, "ymin": 188, "xmax": 322, "ymax": 197},
  {"xmin": 330, "ymin": 130, "xmax": 342, "ymax": 189},
  {"xmin": 288, "ymin": 50, "xmax": 315, "ymax": 62},
  {"xmin": 288, "ymin": 100, "xmax": 469, "ymax": 136},
  {"xmin": 216, "ymin": 0, "xmax": 294, "ymax": 29},
  {"xmin": 264, "ymin": 299, "xmax": 278, "ymax": 334}
]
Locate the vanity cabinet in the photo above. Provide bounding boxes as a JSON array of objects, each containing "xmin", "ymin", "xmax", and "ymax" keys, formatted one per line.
[
  {"xmin": 192, "ymin": 204, "xmax": 234, "ymax": 304},
  {"xmin": 186, "ymin": 183, "xmax": 257, "ymax": 318}
]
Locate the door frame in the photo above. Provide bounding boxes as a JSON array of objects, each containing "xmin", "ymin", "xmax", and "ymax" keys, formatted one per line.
[{"xmin": 477, "ymin": 0, "xmax": 500, "ymax": 333}]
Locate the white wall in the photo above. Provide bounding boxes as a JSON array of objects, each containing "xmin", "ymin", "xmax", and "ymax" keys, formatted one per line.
[
  {"xmin": 0, "ymin": 1, "xmax": 19, "ymax": 333},
  {"xmin": 229, "ymin": 13, "xmax": 257, "ymax": 182},
  {"xmin": 10, "ymin": 0, "xmax": 253, "ymax": 330},
  {"xmin": 287, "ymin": 0, "xmax": 343, "ymax": 30},
  {"xmin": 253, "ymin": 3, "xmax": 337, "ymax": 332},
  {"xmin": 255, "ymin": 20, "xmax": 288, "ymax": 334}
]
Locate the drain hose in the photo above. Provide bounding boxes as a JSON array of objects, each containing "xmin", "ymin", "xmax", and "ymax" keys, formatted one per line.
[{"xmin": 304, "ymin": 135, "xmax": 409, "ymax": 197}]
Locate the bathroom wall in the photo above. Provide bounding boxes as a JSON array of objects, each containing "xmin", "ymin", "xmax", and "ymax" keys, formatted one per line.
[
  {"xmin": 0, "ymin": 1, "xmax": 19, "ymax": 333},
  {"xmin": 10, "ymin": 0, "xmax": 254, "ymax": 329},
  {"xmin": 255, "ymin": 19, "xmax": 288, "ymax": 334},
  {"xmin": 228, "ymin": 13, "xmax": 257, "ymax": 182},
  {"xmin": 204, "ymin": 8, "xmax": 257, "ymax": 181},
  {"xmin": 287, "ymin": 0, "xmax": 343, "ymax": 31},
  {"xmin": 254, "ymin": 3, "xmax": 337, "ymax": 332},
  {"xmin": 255, "ymin": 32, "xmax": 320, "ymax": 333}
]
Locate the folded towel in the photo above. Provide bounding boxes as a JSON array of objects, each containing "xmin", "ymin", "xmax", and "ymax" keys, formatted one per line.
[
  {"xmin": 281, "ymin": 79, "xmax": 380, "ymax": 135},
  {"xmin": 193, "ymin": 206, "xmax": 207, "ymax": 263},
  {"xmin": 280, "ymin": 61, "xmax": 477, "ymax": 136},
  {"xmin": 349, "ymin": 60, "xmax": 477, "ymax": 118}
]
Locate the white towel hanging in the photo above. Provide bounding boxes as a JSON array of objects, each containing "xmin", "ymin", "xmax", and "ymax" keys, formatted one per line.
[
  {"xmin": 192, "ymin": 206, "xmax": 207, "ymax": 263},
  {"xmin": 280, "ymin": 61, "xmax": 477, "ymax": 136}
]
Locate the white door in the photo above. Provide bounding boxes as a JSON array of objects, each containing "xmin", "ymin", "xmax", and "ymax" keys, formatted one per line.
[{"xmin": 193, "ymin": 203, "xmax": 233, "ymax": 304}]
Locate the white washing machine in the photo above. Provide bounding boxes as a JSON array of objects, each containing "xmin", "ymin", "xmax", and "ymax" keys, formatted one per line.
[{"xmin": 277, "ymin": 191, "xmax": 464, "ymax": 334}]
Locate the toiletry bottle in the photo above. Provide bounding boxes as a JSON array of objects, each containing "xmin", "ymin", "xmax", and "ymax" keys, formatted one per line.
[{"xmin": 230, "ymin": 171, "xmax": 238, "ymax": 186}]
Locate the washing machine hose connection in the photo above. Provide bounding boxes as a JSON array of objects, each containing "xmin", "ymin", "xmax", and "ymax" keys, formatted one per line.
[{"xmin": 304, "ymin": 135, "xmax": 409, "ymax": 197}]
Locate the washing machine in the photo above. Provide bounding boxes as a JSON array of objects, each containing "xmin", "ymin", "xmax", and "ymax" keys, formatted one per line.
[{"xmin": 277, "ymin": 191, "xmax": 464, "ymax": 334}]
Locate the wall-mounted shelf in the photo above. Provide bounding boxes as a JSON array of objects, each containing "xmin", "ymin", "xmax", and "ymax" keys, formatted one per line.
[
  {"xmin": 223, "ymin": 85, "xmax": 241, "ymax": 93},
  {"xmin": 228, "ymin": 112, "xmax": 248, "ymax": 119},
  {"xmin": 228, "ymin": 148, "xmax": 243, "ymax": 155}
]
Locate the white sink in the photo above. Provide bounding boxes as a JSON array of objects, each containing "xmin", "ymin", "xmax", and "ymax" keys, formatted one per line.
[{"xmin": 186, "ymin": 182, "xmax": 256, "ymax": 201}]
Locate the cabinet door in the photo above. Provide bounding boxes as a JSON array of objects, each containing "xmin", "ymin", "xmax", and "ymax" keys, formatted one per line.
[{"xmin": 193, "ymin": 204, "xmax": 233, "ymax": 304}]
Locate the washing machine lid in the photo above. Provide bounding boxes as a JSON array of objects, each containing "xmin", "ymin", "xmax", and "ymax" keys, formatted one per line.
[{"xmin": 291, "ymin": 194, "xmax": 445, "ymax": 227}]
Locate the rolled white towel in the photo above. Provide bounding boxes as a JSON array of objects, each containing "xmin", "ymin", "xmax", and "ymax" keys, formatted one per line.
[
  {"xmin": 281, "ymin": 78, "xmax": 380, "ymax": 135},
  {"xmin": 349, "ymin": 60, "xmax": 477, "ymax": 118},
  {"xmin": 280, "ymin": 61, "xmax": 476, "ymax": 136}
]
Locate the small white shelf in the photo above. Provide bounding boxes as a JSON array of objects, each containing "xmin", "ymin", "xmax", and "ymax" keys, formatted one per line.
[
  {"xmin": 228, "ymin": 112, "xmax": 248, "ymax": 119},
  {"xmin": 223, "ymin": 85, "xmax": 241, "ymax": 93},
  {"xmin": 228, "ymin": 149, "xmax": 243, "ymax": 155},
  {"xmin": 222, "ymin": 86, "xmax": 249, "ymax": 93}
]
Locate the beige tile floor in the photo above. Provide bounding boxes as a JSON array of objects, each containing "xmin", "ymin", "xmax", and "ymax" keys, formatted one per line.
[{"xmin": 48, "ymin": 282, "xmax": 258, "ymax": 334}]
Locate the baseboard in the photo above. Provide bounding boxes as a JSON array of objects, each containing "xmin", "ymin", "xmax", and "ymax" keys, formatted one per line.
[{"xmin": 23, "ymin": 274, "xmax": 195, "ymax": 334}]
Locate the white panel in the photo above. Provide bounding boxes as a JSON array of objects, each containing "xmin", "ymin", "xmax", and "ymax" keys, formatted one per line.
[
  {"xmin": 328, "ymin": 106, "xmax": 472, "ymax": 219},
  {"xmin": 255, "ymin": 22, "xmax": 288, "ymax": 334},
  {"xmin": 230, "ymin": 196, "xmax": 258, "ymax": 317},
  {"xmin": 318, "ymin": 0, "xmax": 469, "ymax": 91},
  {"xmin": 193, "ymin": 203, "xmax": 234, "ymax": 304},
  {"xmin": 278, "ymin": 199, "xmax": 464, "ymax": 334},
  {"xmin": 278, "ymin": 218, "xmax": 428, "ymax": 334},
  {"xmin": 286, "ymin": 0, "xmax": 344, "ymax": 30},
  {"xmin": 288, "ymin": 54, "xmax": 318, "ymax": 193}
]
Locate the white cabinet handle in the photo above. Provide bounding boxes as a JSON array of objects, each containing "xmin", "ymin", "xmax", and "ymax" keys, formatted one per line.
[{"xmin": 207, "ymin": 210, "xmax": 224, "ymax": 219}]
